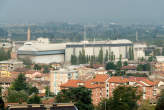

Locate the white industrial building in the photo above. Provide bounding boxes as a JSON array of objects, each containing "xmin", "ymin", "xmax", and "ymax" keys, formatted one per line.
[
  {"xmin": 17, "ymin": 38, "xmax": 66, "ymax": 64},
  {"xmin": 17, "ymin": 38, "xmax": 147, "ymax": 64},
  {"xmin": 65, "ymin": 39, "xmax": 146, "ymax": 63}
]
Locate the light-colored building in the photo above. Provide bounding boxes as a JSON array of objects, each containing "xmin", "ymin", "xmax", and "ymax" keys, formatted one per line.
[
  {"xmin": 50, "ymin": 69, "xmax": 78, "ymax": 95},
  {"xmin": 0, "ymin": 59, "xmax": 23, "ymax": 71},
  {"xmin": 18, "ymin": 38, "xmax": 147, "ymax": 64},
  {"xmin": 17, "ymin": 38, "xmax": 66, "ymax": 64},
  {"xmin": 133, "ymin": 43, "xmax": 147, "ymax": 60}
]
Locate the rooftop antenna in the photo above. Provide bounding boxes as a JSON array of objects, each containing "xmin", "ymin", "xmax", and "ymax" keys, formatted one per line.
[{"xmin": 136, "ymin": 31, "xmax": 138, "ymax": 41}]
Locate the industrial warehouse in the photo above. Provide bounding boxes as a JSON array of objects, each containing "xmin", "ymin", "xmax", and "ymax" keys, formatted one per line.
[{"xmin": 17, "ymin": 38, "xmax": 146, "ymax": 64}]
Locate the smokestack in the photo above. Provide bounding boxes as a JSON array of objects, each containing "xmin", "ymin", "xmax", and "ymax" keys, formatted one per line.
[
  {"xmin": 136, "ymin": 31, "xmax": 138, "ymax": 41},
  {"xmin": 27, "ymin": 27, "xmax": 31, "ymax": 41}
]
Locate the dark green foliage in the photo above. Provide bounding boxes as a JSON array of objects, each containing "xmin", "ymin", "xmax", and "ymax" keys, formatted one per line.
[
  {"xmin": 34, "ymin": 64, "xmax": 42, "ymax": 70},
  {"xmin": 105, "ymin": 50, "xmax": 109, "ymax": 62},
  {"xmin": 148, "ymin": 56, "xmax": 156, "ymax": 62},
  {"xmin": 90, "ymin": 55, "xmax": 96, "ymax": 67},
  {"xmin": 129, "ymin": 47, "xmax": 134, "ymax": 60},
  {"xmin": 43, "ymin": 65, "xmax": 50, "ymax": 73},
  {"xmin": 7, "ymin": 90, "xmax": 28, "ymax": 103},
  {"xmin": 77, "ymin": 49, "xmax": 87, "ymax": 64},
  {"xmin": 8, "ymin": 73, "xmax": 40, "ymax": 104},
  {"xmin": 137, "ymin": 63, "xmax": 151, "ymax": 71},
  {"xmin": 71, "ymin": 54, "xmax": 78, "ymax": 65},
  {"xmin": 106, "ymin": 62, "xmax": 116, "ymax": 70},
  {"xmin": 11, "ymin": 73, "xmax": 28, "ymax": 91},
  {"xmin": 116, "ymin": 61, "xmax": 122, "ymax": 70},
  {"xmin": 27, "ymin": 94, "xmax": 41, "ymax": 104},
  {"xmin": 98, "ymin": 48, "xmax": 104, "ymax": 64},
  {"xmin": 0, "ymin": 96, "xmax": 4, "ymax": 110},
  {"xmin": 97, "ymin": 86, "xmax": 141, "ymax": 110},
  {"xmin": 0, "ymin": 86, "xmax": 2, "ymax": 96},
  {"xmin": 55, "ymin": 87, "xmax": 94, "ymax": 110},
  {"xmin": 28, "ymin": 86, "xmax": 39, "ymax": 95},
  {"xmin": 156, "ymin": 90, "xmax": 164, "ymax": 110},
  {"xmin": 123, "ymin": 61, "xmax": 128, "ymax": 66},
  {"xmin": 45, "ymin": 86, "xmax": 50, "ymax": 97},
  {"xmin": 109, "ymin": 52, "xmax": 115, "ymax": 61}
]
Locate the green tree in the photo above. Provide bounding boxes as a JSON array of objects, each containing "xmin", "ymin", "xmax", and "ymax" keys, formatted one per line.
[
  {"xmin": 148, "ymin": 56, "xmax": 156, "ymax": 62},
  {"xmin": 106, "ymin": 62, "xmax": 116, "ymax": 70},
  {"xmin": 97, "ymin": 86, "xmax": 142, "ymax": 110},
  {"xmin": 71, "ymin": 54, "xmax": 78, "ymax": 65},
  {"xmin": 0, "ymin": 96, "xmax": 4, "ymax": 110},
  {"xmin": 129, "ymin": 47, "xmax": 134, "ymax": 60},
  {"xmin": 98, "ymin": 48, "xmax": 104, "ymax": 64},
  {"xmin": 90, "ymin": 55, "xmax": 95, "ymax": 67},
  {"xmin": 105, "ymin": 50, "xmax": 109, "ymax": 62},
  {"xmin": 78, "ymin": 50, "xmax": 83, "ymax": 64},
  {"xmin": 7, "ymin": 90, "xmax": 28, "ymax": 103},
  {"xmin": 45, "ymin": 86, "xmax": 50, "ymax": 97},
  {"xmin": 123, "ymin": 61, "xmax": 128, "ymax": 66},
  {"xmin": 137, "ymin": 63, "xmax": 151, "ymax": 71},
  {"xmin": 0, "ymin": 86, "xmax": 2, "ymax": 96},
  {"xmin": 81, "ymin": 48, "xmax": 86, "ymax": 64},
  {"xmin": 34, "ymin": 64, "xmax": 42, "ymax": 70},
  {"xmin": 43, "ymin": 65, "xmax": 50, "ymax": 73},
  {"xmin": 27, "ymin": 94, "xmax": 41, "ymax": 104},
  {"xmin": 156, "ymin": 90, "xmax": 164, "ymax": 110},
  {"xmin": 28, "ymin": 86, "xmax": 39, "ymax": 95},
  {"xmin": 11, "ymin": 73, "xmax": 28, "ymax": 91},
  {"xmin": 55, "ymin": 87, "xmax": 94, "ymax": 110}
]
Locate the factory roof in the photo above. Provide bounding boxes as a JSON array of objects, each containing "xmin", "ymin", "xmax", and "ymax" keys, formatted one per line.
[
  {"xmin": 18, "ymin": 42, "xmax": 66, "ymax": 52},
  {"xmin": 67, "ymin": 39, "xmax": 132, "ymax": 45}
]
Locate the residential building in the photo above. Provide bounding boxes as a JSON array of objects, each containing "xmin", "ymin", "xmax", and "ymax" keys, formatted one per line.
[
  {"xmin": 50, "ymin": 69, "xmax": 78, "ymax": 95},
  {"xmin": 0, "ymin": 59, "xmax": 23, "ymax": 71},
  {"xmin": 60, "ymin": 75, "xmax": 161, "ymax": 105}
]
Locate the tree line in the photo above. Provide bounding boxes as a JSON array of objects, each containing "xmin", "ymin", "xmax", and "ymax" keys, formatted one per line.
[{"xmin": 71, "ymin": 47, "xmax": 134, "ymax": 66}]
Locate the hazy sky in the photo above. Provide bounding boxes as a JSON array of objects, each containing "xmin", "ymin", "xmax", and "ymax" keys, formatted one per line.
[{"xmin": 0, "ymin": 0, "xmax": 164, "ymax": 24}]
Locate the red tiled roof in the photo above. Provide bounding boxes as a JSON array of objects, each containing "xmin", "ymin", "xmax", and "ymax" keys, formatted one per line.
[
  {"xmin": 140, "ymin": 79, "xmax": 156, "ymax": 86},
  {"xmin": 108, "ymin": 76, "xmax": 129, "ymax": 83},
  {"xmin": 92, "ymin": 74, "xmax": 109, "ymax": 82},
  {"xmin": 61, "ymin": 74, "xmax": 109, "ymax": 89}
]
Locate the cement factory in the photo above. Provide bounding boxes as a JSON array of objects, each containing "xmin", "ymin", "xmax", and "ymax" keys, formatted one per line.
[{"xmin": 17, "ymin": 28, "xmax": 147, "ymax": 64}]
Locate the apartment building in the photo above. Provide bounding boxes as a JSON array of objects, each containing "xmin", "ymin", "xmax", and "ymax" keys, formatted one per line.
[{"xmin": 60, "ymin": 75, "xmax": 161, "ymax": 105}]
